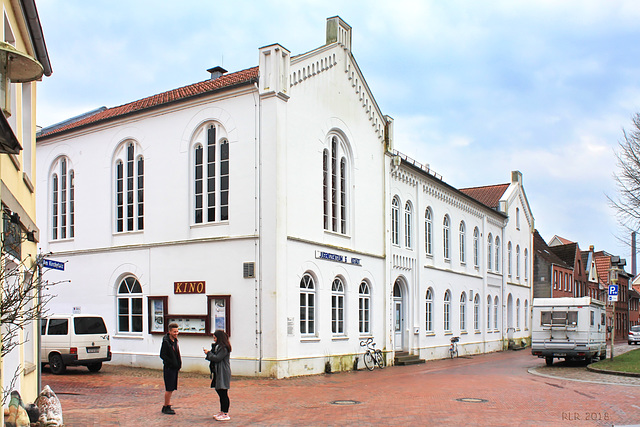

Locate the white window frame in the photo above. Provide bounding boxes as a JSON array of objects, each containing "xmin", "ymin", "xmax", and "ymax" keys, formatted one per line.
[
  {"xmin": 331, "ymin": 277, "xmax": 345, "ymax": 335},
  {"xmin": 391, "ymin": 196, "xmax": 400, "ymax": 246},
  {"xmin": 487, "ymin": 295, "xmax": 492, "ymax": 330},
  {"xmin": 323, "ymin": 134, "xmax": 350, "ymax": 234},
  {"xmin": 474, "ymin": 293, "xmax": 480, "ymax": 331},
  {"xmin": 473, "ymin": 227, "xmax": 479, "ymax": 267},
  {"xmin": 114, "ymin": 141, "xmax": 144, "ymax": 233},
  {"xmin": 117, "ymin": 276, "xmax": 143, "ymax": 334},
  {"xmin": 404, "ymin": 201, "xmax": 412, "ymax": 249},
  {"xmin": 508, "ymin": 241, "xmax": 512, "ymax": 276},
  {"xmin": 495, "ymin": 236, "xmax": 500, "ymax": 273},
  {"xmin": 425, "ymin": 207, "xmax": 433, "ymax": 255},
  {"xmin": 426, "ymin": 288, "xmax": 433, "ymax": 333},
  {"xmin": 358, "ymin": 281, "xmax": 370, "ymax": 335},
  {"xmin": 300, "ymin": 274, "xmax": 316, "ymax": 336},
  {"xmin": 443, "ymin": 215, "xmax": 450, "ymax": 260},
  {"xmin": 192, "ymin": 123, "xmax": 229, "ymax": 225},
  {"xmin": 460, "ymin": 292, "xmax": 466, "ymax": 332},
  {"xmin": 459, "ymin": 221, "xmax": 466, "ymax": 264},
  {"xmin": 51, "ymin": 156, "xmax": 74, "ymax": 240},
  {"xmin": 494, "ymin": 296, "xmax": 499, "ymax": 330},
  {"xmin": 444, "ymin": 290, "xmax": 451, "ymax": 332}
]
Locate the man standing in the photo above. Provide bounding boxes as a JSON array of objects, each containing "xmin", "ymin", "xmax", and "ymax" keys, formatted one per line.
[{"xmin": 160, "ymin": 323, "xmax": 181, "ymax": 415}]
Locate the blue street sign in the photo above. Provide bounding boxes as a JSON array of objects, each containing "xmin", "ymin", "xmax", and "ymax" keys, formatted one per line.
[
  {"xmin": 608, "ymin": 285, "xmax": 618, "ymax": 296},
  {"xmin": 42, "ymin": 259, "xmax": 64, "ymax": 271}
]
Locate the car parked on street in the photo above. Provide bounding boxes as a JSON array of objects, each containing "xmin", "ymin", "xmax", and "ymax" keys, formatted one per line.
[
  {"xmin": 629, "ymin": 325, "xmax": 640, "ymax": 345},
  {"xmin": 41, "ymin": 314, "xmax": 111, "ymax": 374}
]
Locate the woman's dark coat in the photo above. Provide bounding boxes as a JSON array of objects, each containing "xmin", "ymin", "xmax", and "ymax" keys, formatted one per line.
[{"xmin": 205, "ymin": 343, "xmax": 231, "ymax": 389}]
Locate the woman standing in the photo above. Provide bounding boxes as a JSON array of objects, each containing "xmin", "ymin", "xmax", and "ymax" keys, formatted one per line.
[{"xmin": 204, "ymin": 330, "xmax": 232, "ymax": 421}]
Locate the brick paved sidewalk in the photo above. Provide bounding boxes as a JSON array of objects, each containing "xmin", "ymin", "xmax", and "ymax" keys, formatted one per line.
[{"xmin": 41, "ymin": 348, "xmax": 640, "ymax": 426}]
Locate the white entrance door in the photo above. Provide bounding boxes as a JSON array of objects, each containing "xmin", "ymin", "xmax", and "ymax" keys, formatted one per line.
[{"xmin": 393, "ymin": 281, "xmax": 404, "ymax": 350}]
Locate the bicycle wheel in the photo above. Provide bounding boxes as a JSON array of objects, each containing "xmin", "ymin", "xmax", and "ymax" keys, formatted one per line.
[
  {"xmin": 374, "ymin": 350, "xmax": 385, "ymax": 369},
  {"xmin": 363, "ymin": 351, "xmax": 374, "ymax": 371}
]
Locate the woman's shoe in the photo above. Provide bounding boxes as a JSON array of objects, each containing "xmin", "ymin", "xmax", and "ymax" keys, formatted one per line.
[{"xmin": 217, "ymin": 413, "xmax": 231, "ymax": 421}]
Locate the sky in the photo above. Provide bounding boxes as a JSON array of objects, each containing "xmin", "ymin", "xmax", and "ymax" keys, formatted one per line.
[{"xmin": 34, "ymin": 0, "xmax": 640, "ymax": 266}]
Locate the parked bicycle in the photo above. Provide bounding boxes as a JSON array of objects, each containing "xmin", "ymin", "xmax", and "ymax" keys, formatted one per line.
[
  {"xmin": 449, "ymin": 336, "xmax": 459, "ymax": 359},
  {"xmin": 360, "ymin": 337, "xmax": 384, "ymax": 370}
]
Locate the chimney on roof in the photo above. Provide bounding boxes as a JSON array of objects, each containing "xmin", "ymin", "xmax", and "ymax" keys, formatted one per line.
[
  {"xmin": 326, "ymin": 16, "xmax": 352, "ymax": 51},
  {"xmin": 511, "ymin": 170, "xmax": 522, "ymax": 184},
  {"xmin": 589, "ymin": 245, "xmax": 594, "ymax": 252},
  {"xmin": 207, "ymin": 66, "xmax": 227, "ymax": 80}
]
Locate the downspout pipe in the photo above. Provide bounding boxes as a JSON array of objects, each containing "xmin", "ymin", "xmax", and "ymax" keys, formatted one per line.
[{"xmin": 253, "ymin": 83, "xmax": 263, "ymax": 372}]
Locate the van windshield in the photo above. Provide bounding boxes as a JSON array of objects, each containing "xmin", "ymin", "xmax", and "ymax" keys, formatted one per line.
[{"xmin": 74, "ymin": 317, "xmax": 107, "ymax": 335}]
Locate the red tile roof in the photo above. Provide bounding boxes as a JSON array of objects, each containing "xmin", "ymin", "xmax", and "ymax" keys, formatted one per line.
[
  {"xmin": 38, "ymin": 66, "xmax": 259, "ymax": 139},
  {"xmin": 594, "ymin": 254, "xmax": 611, "ymax": 285},
  {"xmin": 459, "ymin": 183, "xmax": 509, "ymax": 209},
  {"xmin": 551, "ymin": 235, "xmax": 574, "ymax": 245}
]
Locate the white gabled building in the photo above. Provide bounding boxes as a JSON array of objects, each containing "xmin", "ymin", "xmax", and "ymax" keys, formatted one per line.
[{"xmin": 36, "ymin": 16, "xmax": 533, "ymax": 378}]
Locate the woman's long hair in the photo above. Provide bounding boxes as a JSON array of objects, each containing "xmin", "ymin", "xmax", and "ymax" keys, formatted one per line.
[{"xmin": 214, "ymin": 330, "xmax": 232, "ymax": 352}]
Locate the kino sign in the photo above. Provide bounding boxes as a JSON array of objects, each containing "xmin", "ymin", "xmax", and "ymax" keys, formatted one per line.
[{"xmin": 174, "ymin": 281, "xmax": 206, "ymax": 294}]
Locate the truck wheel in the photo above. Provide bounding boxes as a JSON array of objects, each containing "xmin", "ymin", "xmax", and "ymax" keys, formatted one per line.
[
  {"xmin": 545, "ymin": 356, "xmax": 553, "ymax": 366},
  {"xmin": 87, "ymin": 362, "xmax": 102, "ymax": 372},
  {"xmin": 49, "ymin": 354, "xmax": 66, "ymax": 375}
]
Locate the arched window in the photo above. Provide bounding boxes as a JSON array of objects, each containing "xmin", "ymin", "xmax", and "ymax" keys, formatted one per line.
[
  {"xmin": 473, "ymin": 227, "xmax": 479, "ymax": 267},
  {"xmin": 494, "ymin": 296, "xmax": 499, "ymax": 330},
  {"xmin": 115, "ymin": 141, "xmax": 144, "ymax": 232},
  {"xmin": 460, "ymin": 292, "xmax": 466, "ymax": 331},
  {"xmin": 459, "ymin": 221, "xmax": 466, "ymax": 263},
  {"xmin": 524, "ymin": 249, "xmax": 529, "ymax": 281},
  {"xmin": 516, "ymin": 207, "xmax": 520, "ymax": 230},
  {"xmin": 524, "ymin": 300, "xmax": 529, "ymax": 329},
  {"xmin": 495, "ymin": 236, "xmax": 500, "ymax": 272},
  {"xmin": 51, "ymin": 156, "xmax": 74, "ymax": 240},
  {"xmin": 516, "ymin": 298, "xmax": 521, "ymax": 329},
  {"xmin": 323, "ymin": 134, "xmax": 350, "ymax": 234},
  {"xmin": 391, "ymin": 197, "xmax": 400, "ymax": 245},
  {"xmin": 358, "ymin": 281, "xmax": 370, "ymax": 334},
  {"xmin": 516, "ymin": 245, "xmax": 521, "ymax": 278},
  {"xmin": 508, "ymin": 241, "xmax": 512, "ymax": 276},
  {"xmin": 193, "ymin": 123, "xmax": 229, "ymax": 224},
  {"xmin": 300, "ymin": 274, "xmax": 316, "ymax": 335},
  {"xmin": 487, "ymin": 295, "xmax": 492, "ymax": 330},
  {"xmin": 117, "ymin": 276, "xmax": 143, "ymax": 333},
  {"xmin": 444, "ymin": 290, "xmax": 451, "ymax": 332},
  {"xmin": 404, "ymin": 202, "xmax": 413, "ymax": 248},
  {"xmin": 331, "ymin": 277, "xmax": 345, "ymax": 335},
  {"xmin": 443, "ymin": 215, "xmax": 450, "ymax": 260},
  {"xmin": 425, "ymin": 288, "xmax": 433, "ymax": 332},
  {"xmin": 425, "ymin": 207, "xmax": 433, "ymax": 255},
  {"xmin": 474, "ymin": 294, "xmax": 480, "ymax": 331},
  {"xmin": 487, "ymin": 233, "xmax": 493, "ymax": 270}
]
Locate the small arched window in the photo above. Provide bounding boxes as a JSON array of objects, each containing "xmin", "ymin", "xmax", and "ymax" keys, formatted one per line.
[
  {"xmin": 331, "ymin": 277, "xmax": 345, "ymax": 335},
  {"xmin": 473, "ymin": 227, "xmax": 479, "ymax": 267},
  {"xmin": 425, "ymin": 207, "xmax": 433, "ymax": 255},
  {"xmin": 487, "ymin": 295, "xmax": 492, "ymax": 330},
  {"xmin": 391, "ymin": 197, "xmax": 400, "ymax": 246},
  {"xmin": 359, "ymin": 281, "xmax": 371, "ymax": 334},
  {"xmin": 460, "ymin": 292, "xmax": 467, "ymax": 331},
  {"xmin": 300, "ymin": 274, "xmax": 316, "ymax": 335},
  {"xmin": 495, "ymin": 236, "xmax": 500, "ymax": 272},
  {"xmin": 494, "ymin": 296, "xmax": 499, "ymax": 329},
  {"xmin": 474, "ymin": 293, "xmax": 480, "ymax": 331},
  {"xmin": 516, "ymin": 298, "xmax": 521, "ymax": 329},
  {"xmin": 426, "ymin": 288, "xmax": 433, "ymax": 332},
  {"xmin": 443, "ymin": 215, "xmax": 450, "ymax": 260},
  {"xmin": 444, "ymin": 290, "xmax": 451, "ymax": 332},
  {"xmin": 404, "ymin": 202, "xmax": 413, "ymax": 249},
  {"xmin": 516, "ymin": 245, "xmax": 521, "ymax": 278},
  {"xmin": 487, "ymin": 233, "xmax": 493, "ymax": 270},
  {"xmin": 459, "ymin": 221, "xmax": 466, "ymax": 263},
  {"xmin": 508, "ymin": 242, "xmax": 512, "ymax": 276},
  {"xmin": 524, "ymin": 249, "xmax": 529, "ymax": 281},
  {"xmin": 117, "ymin": 276, "xmax": 143, "ymax": 333}
]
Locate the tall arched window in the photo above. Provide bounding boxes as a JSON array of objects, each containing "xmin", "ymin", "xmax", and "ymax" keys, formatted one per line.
[
  {"xmin": 472, "ymin": 293, "xmax": 479, "ymax": 331},
  {"xmin": 425, "ymin": 288, "xmax": 433, "ymax": 332},
  {"xmin": 300, "ymin": 274, "xmax": 316, "ymax": 335},
  {"xmin": 117, "ymin": 276, "xmax": 143, "ymax": 333},
  {"xmin": 508, "ymin": 241, "xmax": 512, "ymax": 276},
  {"xmin": 487, "ymin": 295, "xmax": 492, "ymax": 330},
  {"xmin": 323, "ymin": 134, "xmax": 349, "ymax": 234},
  {"xmin": 524, "ymin": 300, "xmax": 529, "ymax": 329},
  {"xmin": 358, "ymin": 281, "xmax": 370, "ymax": 334},
  {"xmin": 495, "ymin": 236, "xmax": 500, "ymax": 272},
  {"xmin": 459, "ymin": 221, "xmax": 466, "ymax": 263},
  {"xmin": 115, "ymin": 141, "xmax": 144, "ymax": 232},
  {"xmin": 331, "ymin": 277, "xmax": 345, "ymax": 335},
  {"xmin": 516, "ymin": 245, "xmax": 521, "ymax": 278},
  {"xmin": 524, "ymin": 249, "xmax": 529, "ymax": 281},
  {"xmin": 444, "ymin": 290, "xmax": 451, "ymax": 332},
  {"xmin": 494, "ymin": 296, "xmax": 499, "ymax": 330},
  {"xmin": 516, "ymin": 298, "xmax": 521, "ymax": 329},
  {"xmin": 443, "ymin": 215, "xmax": 450, "ymax": 260},
  {"xmin": 460, "ymin": 292, "xmax": 466, "ymax": 331},
  {"xmin": 404, "ymin": 202, "xmax": 413, "ymax": 249},
  {"xmin": 51, "ymin": 156, "xmax": 74, "ymax": 240},
  {"xmin": 487, "ymin": 233, "xmax": 493, "ymax": 270},
  {"xmin": 193, "ymin": 123, "xmax": 229, "ymax": 224},
  {"xmin": 425, "ymin": 207, "xmax": 433, "ymax": 255},
  {"xmin": 473, "ymin": 227, "xmax": 479, "ymax": 267},
  {"xmin": 391, "ymin": 197, "xmax": 400, "ymax": 246}
]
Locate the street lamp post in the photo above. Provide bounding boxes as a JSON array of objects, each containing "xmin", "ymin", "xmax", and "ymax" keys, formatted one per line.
[{"xmin": 609, "ymin": 267, "xmax": 619, "ymax": 360}]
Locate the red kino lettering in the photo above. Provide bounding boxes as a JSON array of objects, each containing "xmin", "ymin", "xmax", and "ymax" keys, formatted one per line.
[{"xmin": 174, "ymin": 281, "xmax": 206, "ymax": 294}]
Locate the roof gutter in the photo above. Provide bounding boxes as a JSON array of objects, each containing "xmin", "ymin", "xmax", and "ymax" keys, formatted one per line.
[{"xmin": 20, "ymin": 0, "xmax": 52, "ymax": 76}]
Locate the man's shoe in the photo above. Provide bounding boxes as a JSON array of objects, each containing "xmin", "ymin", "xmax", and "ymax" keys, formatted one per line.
[{"xmin": 162, "ymin": 405, "xmax": 176, "ymax": 415}]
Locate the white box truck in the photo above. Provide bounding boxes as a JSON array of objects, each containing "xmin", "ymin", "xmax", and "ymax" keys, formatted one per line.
[{"xmin": 531, "ymin": 297, "xmax": 606, "ymax": 365}]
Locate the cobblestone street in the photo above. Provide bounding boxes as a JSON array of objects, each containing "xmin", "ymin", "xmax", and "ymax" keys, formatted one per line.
[{"xmin": 40, "ymin": 345, "xmax": 640, "ymax": 426}]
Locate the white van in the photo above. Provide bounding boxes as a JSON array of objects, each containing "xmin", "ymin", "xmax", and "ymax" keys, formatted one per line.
[
  {"xmin": 41, "ymin": 314, "xmax": 111, "ymax": 374},
  {"xmin": 531, "ymin": 297, "xmax": 606, "ymax": 365}
]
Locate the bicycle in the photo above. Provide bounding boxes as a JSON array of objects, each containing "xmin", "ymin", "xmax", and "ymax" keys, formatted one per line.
[
  {"xmin": 449, "ymin": 336, "xmax": 459, "ymax": 359},
  {"xmin": 360, "ymin": 337, "xmax": 385, "ymax": 370}
]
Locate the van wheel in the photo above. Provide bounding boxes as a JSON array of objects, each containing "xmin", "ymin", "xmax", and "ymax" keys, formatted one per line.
[
  {"xmin": 87, "ymin": 362, "xmax": 102, "ymax": 372},
  {"xmin": 49, "ymin": 354, "xmax": 66, "ymax": 375},
  {"xmin": 545, "ymin": 356, "xmax": 553, "ymax": 366}
]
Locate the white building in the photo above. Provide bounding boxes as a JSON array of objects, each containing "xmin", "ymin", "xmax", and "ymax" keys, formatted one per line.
[{"xmin": 36, "ymin": 17, "xmax": 533, "ymax": 378}]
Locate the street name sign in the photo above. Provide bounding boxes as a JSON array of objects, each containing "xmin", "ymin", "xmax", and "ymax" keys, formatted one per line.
[{"xmin": 42, "ymin": 259, "xmax": 64, "ymax": 271}]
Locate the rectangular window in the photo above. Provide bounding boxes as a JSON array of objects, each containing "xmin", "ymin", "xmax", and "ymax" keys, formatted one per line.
[
  {"xmin": 47, "ymin": 318, "xmax": 68, "ymax": 335},
  {"xmin": 208, "ymin": 295, "xmax": 231, "ymax": 335}
]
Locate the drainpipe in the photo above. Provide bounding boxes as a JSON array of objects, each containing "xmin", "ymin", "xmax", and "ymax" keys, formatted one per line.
[{"xmin": 253, "ymin": 83, "xmax": 263, "ymax": 372}]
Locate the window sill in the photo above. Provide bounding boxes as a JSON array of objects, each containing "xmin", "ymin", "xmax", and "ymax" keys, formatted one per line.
[
  {"xmin": 113, "ymin": 230, "xmax": 144, "ymax": 236},
  {"xmin": 324, "ymin": 229, "xmax": 351, "ymax": 239},
  {"xmin": 9, "ymin": 153, "xmax": 20, "ymax": 171},
  {"xmin": 191, "ymin": 220, "xmax": 230, "ymax": 229},
  {"xmin": 23, "ymin": 173, "xmax": 34, "ymax": 193},
  {"xmin": 50, "ymin": 237, "xmax": 74, "ymax": 243},
  {"xmin": 425, "ymin": 332, "xmax": 435, "ymax": 337},
  {"xmin": 461, "ymin": 331, "xmax": 468, "ymax": 335},
  {"xmin": 444, "ymin": 331, "xmax": 453, "ymax": 335},
  {"xmin": 300, "ymin": 336, "xmax": 320, "ymax": 342},
  {"xmin": 474, "ymin": 330, "xmax": 481, "ymax": 334},
  {"xmin": 331, "ymin": 336, "xmax": 349, "ymax": 341},
  {"xmin": 113, "ymin": 334, "xmax": 145, "ymax": 340},
  {"xmin": 23, "ymin": 362, "xmax": 36, "ymax": 375}
]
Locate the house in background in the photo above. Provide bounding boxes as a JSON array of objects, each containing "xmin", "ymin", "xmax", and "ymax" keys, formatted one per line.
[
  {"xmin": 533, "ymin": 230, "xmax": 573, "ymax": 298},
  {"xmin": 0, "ymin": 0, "xmax": 51, "ymax": 403}
]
